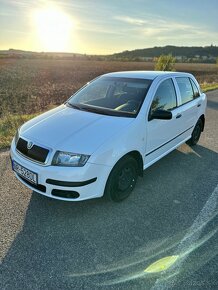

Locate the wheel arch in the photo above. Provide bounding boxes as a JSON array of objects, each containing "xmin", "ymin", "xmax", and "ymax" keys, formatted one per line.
[
  {"xmin": 103, "ymin": 150, "xmax": 143, "ymax": 201},
  {"xmin": 118, "ymin": 150, "xmax": 144, "ymax": 177}
]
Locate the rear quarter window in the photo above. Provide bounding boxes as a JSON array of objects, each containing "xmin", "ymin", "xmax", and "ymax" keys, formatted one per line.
[{"xmin": 190, "ymin": 78, "xmax": 200, "ymax": 98}]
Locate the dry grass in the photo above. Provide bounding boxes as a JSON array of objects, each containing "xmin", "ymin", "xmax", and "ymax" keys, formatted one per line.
[
  {"xmin": 175, "ymin": 63, "xmax": 218, "ymax": 84},
  {"xmin": 0, "ymin": 59, "xmax": 153, "ymax": 117},
  {"xmin": 201, "ymin": 83, "xmax": 218, "ymax": 92},
  {"xmin": 1, "ymin": 59, "xmax": 217, "ymax": 117},
  {"xmin": 0, "ymin": 114, "xmax": 37, "ymax": 149}
]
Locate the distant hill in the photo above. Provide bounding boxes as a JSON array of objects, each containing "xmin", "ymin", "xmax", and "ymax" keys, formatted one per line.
[
  {"xmin": 0, "ymin": 49, "xmax": 84, "ymax": 59},
  {"xmin": 111, "ymin": 45, "xmax": 218, "ymax": 63},
  {"xmin": 1, "ymin": 46, "xmax": 218, "ymax": 63},
  {"xmin": 0, "ymin": 49, "xmax": 35, "ymax": 54}
]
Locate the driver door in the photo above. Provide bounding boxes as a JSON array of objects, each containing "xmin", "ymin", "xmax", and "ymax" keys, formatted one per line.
[{"xmin": 145, "ymin": 78, "xmax": 183, "ymax": 167}]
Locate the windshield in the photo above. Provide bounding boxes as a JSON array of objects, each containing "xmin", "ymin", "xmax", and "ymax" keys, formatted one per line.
[{"xmin": 67, "ymin": 77, "xmax": 152, "ymax": 117}]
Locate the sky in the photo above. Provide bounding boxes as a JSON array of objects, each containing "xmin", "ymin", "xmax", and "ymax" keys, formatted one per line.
[{"xmin": 0, "ymin": 0, "xmax": 218, "ymax": 54}]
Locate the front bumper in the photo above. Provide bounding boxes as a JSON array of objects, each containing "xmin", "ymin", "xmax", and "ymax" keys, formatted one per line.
[{"xmin": 10, "ymin": 140, "xmax": 112, "ymax": 201}]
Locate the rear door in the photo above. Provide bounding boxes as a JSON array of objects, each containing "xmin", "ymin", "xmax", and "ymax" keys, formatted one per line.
[
  {"xmin": 145, "ymin": 78, "xmax": 184, "ymax": 167},
  {"xmin": 175, "ymin": 77, "xmax": 200, "ymax": 137}
]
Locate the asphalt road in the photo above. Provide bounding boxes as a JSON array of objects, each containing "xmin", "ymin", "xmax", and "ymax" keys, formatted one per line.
[{"xmin": 0, "ymin": 90, "xmax": 218, "ymax": 290}]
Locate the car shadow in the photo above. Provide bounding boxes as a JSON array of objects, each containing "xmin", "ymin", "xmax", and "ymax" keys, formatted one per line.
[{"xmin": 1, "ymin": 144, "xmax": 218, "ymax": 290}]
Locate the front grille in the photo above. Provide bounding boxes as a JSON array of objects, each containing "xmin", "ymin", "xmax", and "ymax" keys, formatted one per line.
[{"xmin": 16, "ymin": 138, "xmax": 49, "ymax": 163}]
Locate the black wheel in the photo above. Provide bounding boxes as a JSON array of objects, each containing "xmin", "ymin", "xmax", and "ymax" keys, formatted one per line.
[
  {"xmin": 187, "ymin": 119, "xmax": 203, "ymax": 146},
  {"xmin": 104, "ymin": 156, "xmax": 138, "ymax": 202}
]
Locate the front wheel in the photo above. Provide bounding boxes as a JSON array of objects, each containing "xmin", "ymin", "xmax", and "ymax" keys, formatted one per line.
[
  {"xmin": 187, "ymin": 119, "xmax": 203, "ymax": 146},
  {"xmin": 104, "ymin": 156, "xmax": 138, "ymax": 202}
]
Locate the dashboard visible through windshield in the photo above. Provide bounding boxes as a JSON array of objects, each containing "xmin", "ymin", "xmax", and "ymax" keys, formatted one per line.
[{"xmin": 67, "ymin": 77, "xmax": 152, "ymax": 117}]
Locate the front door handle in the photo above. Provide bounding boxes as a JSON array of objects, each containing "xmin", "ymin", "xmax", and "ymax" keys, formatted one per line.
[
  {"xmin": 197, "ymin": 103, "xmax": 201, "ymax": 107},
  {"xmin": 176, "ymin": 113, "xmax": 182, "ymax": 119}
]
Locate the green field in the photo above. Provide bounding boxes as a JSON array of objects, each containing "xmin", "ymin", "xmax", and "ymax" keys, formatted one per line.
[{"xmin": 0, "ymin": 59, "xmax": 218, "ymax": 149}]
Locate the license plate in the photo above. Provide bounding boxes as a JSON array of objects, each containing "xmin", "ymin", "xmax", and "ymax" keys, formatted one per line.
[{"xmin": 12, "ymin": 160, "xmax": 38, "ymax": 185}]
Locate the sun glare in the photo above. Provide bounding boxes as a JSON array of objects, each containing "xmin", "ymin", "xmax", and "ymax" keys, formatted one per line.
[{"xmin": 34, "ymin": 6, "xmax": 73, "ymax": 52}]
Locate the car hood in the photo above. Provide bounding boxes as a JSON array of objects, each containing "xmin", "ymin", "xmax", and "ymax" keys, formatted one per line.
[{"xmin": 20, "ymin": 105, "xmax": 134, "ymax": 155}]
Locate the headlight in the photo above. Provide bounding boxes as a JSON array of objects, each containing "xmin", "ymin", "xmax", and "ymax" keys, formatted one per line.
[
  {"xmin": 52, "ymin": 151, "xmax": 90, "ymax": 167},
  {"xmin": 14, "ymin": 128, "xmax": 20, "ymax": 145}
]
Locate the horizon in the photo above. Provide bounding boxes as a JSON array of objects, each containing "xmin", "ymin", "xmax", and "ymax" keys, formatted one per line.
[
  {"xmin": 1, "ymin": 44, "xmax": 218, "ymax": 56},
  {"xmin": 0, "ymin": 0, "xmax": 218, "ymax": 54}
]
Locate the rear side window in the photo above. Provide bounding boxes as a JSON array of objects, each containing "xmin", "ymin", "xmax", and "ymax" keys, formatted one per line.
[
  {"xmin": 176, "ymin": 77, "xmax": 194, "ymax": 104},
  {"xmin": 150, "ymin": 78, "xmax": 177, "ymax": 113}
]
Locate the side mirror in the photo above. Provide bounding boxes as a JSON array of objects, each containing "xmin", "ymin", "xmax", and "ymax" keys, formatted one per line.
[{"xmin": 150, "ymin": 109, "xmax": 172, "ymax": 120}]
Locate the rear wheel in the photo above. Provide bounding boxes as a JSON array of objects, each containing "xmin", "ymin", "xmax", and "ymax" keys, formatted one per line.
[
  {"xmin": 104, "ymin": 156, "xmax": 138, "ymax": 202},
  {"xmin": 187, "ymin": 119, "xmax": 203, "ymax": 146}
]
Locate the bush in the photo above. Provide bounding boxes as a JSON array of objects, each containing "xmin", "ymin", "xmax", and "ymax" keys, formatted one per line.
[{"xmin": 155, "ymin": 54, "xmax": 176, "ymax": 71}]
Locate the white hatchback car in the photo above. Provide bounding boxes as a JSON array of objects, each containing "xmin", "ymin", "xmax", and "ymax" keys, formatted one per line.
[{"xmin": 11, "ymin": 71, "xmax": 206, "ymax": 202}]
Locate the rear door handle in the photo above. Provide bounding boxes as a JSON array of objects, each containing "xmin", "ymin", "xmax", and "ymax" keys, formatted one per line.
[
  {"xmin": 176, "ymin": 114, "xmax": 182, "ymax": 119},
  {"xmin": 197, "ymin": 103, "xmax": 201, "ymax": 107}
]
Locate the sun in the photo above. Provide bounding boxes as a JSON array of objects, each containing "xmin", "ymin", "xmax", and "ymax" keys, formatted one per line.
[{"xmin": 34, "ymin": 6, "xmax": 73, "ymax": 52}]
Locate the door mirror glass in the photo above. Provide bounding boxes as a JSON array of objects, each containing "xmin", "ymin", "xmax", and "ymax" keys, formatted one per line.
[{"xmin": 151, "ymin": 109, "xmax": 172, "ymax": 120}]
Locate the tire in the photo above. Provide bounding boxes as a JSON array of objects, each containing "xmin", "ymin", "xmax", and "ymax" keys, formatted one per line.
[
  {"xmin": 104, "ymin": 156, "xmax": 138, "ymax": 202},
  {"xmin": 187, "ymin": 119, "xmax": 203, "ymax": 146}
]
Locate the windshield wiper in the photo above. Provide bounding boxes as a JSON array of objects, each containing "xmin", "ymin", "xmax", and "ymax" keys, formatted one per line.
[
  {"xmin": 80, "ymin": 106, "xmax": 115, "ymax": 116},
  {"xmin": 66, "ymin": 102, "xmax": 135, "ymax": 117},
  {"xmin": 66, "ymin": 102, "xmax": 84, "ymax": 111}
]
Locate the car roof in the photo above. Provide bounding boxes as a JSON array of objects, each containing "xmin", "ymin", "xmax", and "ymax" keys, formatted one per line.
[{"xmin": 102, "ymin": 71, "xmax": 193, "ymax": 80}]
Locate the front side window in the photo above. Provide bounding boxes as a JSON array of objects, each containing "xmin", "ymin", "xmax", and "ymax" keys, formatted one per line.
[
  {"xmin": 176, "ymin": 77, "xmax": 195, "ymax": 104},
  {"xmin": 150, "ymin": 78, "xmax": 177, "ymax": 114},
  {"xmin": 67, "ymin": 77, "xmax": 152, "ymax": 117}
]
